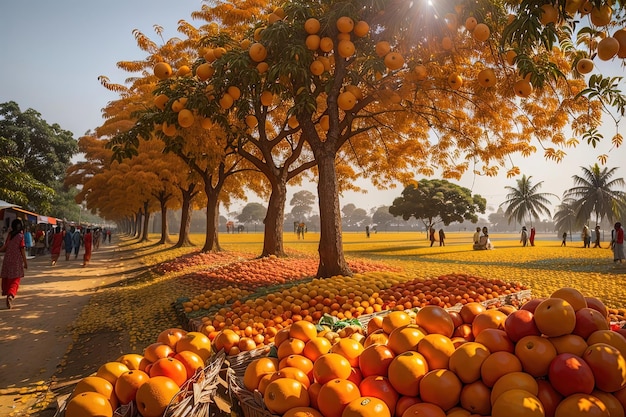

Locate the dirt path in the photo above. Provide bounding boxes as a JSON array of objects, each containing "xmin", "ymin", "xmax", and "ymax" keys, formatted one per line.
[{"xmin": 0, "ymin": 236, "xmax": 148, "ymax": 416}]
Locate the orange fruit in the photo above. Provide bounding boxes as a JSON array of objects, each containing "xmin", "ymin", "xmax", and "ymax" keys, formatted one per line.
[
  {"xmin": 196, "ymin": 62, "xmax": 215, "ymax": 80},
  {"xmin": 480, "ymin": 351, "xmax": 523, "ymax": 387},
  {"xmin": 366, "ymin": 316, "xmax": 384, "ymax": 334},
  {"xmin": 175, "ymin": 331, "xmax": 212, "ymax": 361},
  {"xmin": 114, "ymin": 370, "xmax": 149, "ymax": 405},
  {"xmin": 72, "ymin": 376, "xmax": 118, "ymax": 410},
  {"xmin": 415, "ymin": 306, "xmax": 455, "ymax": 337},
  {"xmin": 214, "ymin": 329, "xmax": 240, "ymax": 353},
  {"xmin": 283, "ymin": 406, "xmax": 324, "ymax": 417},
  {"xmin": 278, "ymin": 337, "xmax": 307, "ymax": 360},
  {"xmin": 303, "ymin": 337, "xmax": 332, "ymax": 362},
  {"xmin": 148, "ymin": 357, "xmax": 188, "ymax": 387},
  {"xmin": 65, "ymin": 392, "xmax": 113, "ymax": 417},
  {"xmin": 374, "ymin": 41, "xmax": 391, "ymax": 58},
  {"xmin": 330, "ymin": 338, "xmax": 364, "ymax": 367},
  {"xmin": 587, "ymin": 330, "xmax": 626, "ymax": 358},
  {"xmin": 359, "ymin": 376, "xmax": 399, "ymax": 416},
  {"xmin": 591, "ymin": 390, "xmax": 624, "ymax": 417},
  {"xmin": 154, "ymin": 94, "xmax": 169, "ymax": 110},
  {"xmin": 260, "ymin": 90, "xmax": 274, "ymax": 107},
  {"xmin": 317, "ymin": 379, "xmax": 361, "ymax": 417},
  {"xmin": 304, "ymin": 18, "xmax": 321, "ymax": 35},
  {"xmin": 514, "ymin": 79, "xmax": 533, "ymax": 97},
  {"xmin": 249, "ymin": 42, "xmax": 267, "ymax": 62},
  {"xmin": 116, "ymin": 353, "xmax": 150, "ymax": 371},
  {"xmin": 583, "ymin": 343, "xmax": 626, "ymax": 392},
  {"xmin": 257, "ymin": 373, "xmax": 277, "ymax": 395},
  {"xmin": 308, "ymin": 382, "xmax": 323, "ymax": 409},
  {"xmin": 490, "ymin": 371, "xmax": 539, "ymax": 405},
  {"xmin": 336, "ymin": 16, "xmax": 355, "ymax": 33},
  {"xmin": 551, "ymin": 287, "xmax": 587, "ymax": 311},
  {"xmin": 337, "ymin": 91, "xmax": 357, "ymax": 110},
  {"xmin": 264, "ymin": 378, "xmax": 310, "ymax": 415},
  {"xmin": 514, "ymin": 335, "xmax": 557, "ymax": 377},
  {"xmin": 388, "ymin": 324, "xmax": 427, "ymax": 355},
  {"xmin": 537, "ymin": 378, "xmax": 563, "ymax": 417},
  {"xmin": 364, "ymin": 330, "xmax": 389, "ymax": 347},
  {"xmin": 387, "ymin": 351, "xmax": 429, "ymax": 397},
  {"xmin": 491, "ymin": 389, "xmax": 544, "ymax": 417},
  {"xmin": 395, "ymin": 396, "xmax": 421, "ymax": 417},
  {"xmin": 157, "ymin": 328, "xmax": 187, "ymax": 349},
  {"xmin": 534, "ymin": 298, "xmax": 576, "ymax": 337},
  {"xmin": 319, "ymin": 37, "xmax": 334, "ymax": 53},
  {"xmin": 290, "ymin": 320, "xmax": 318, "ymax": 342},
  {"xmin": 312, "ymin": 353, "xmax": 352, "ymax": 384},
  {"xmin": 460, "ymin": 302, "xmax": 486, "ymax": 324},
  {"xmin": 343, "ymin": 397, "xmax": 391, "ymax": 417},
  {"xmin": 419, "ymin": 369, "xmax": 462, "ymax": 411},
  {"xmin": 275, "ymin": 328, "xmax": 291, "ymax": 347},
  {"xmin": 448, "ymin": 342, "xmax": 491, "ymax": 384},
  {"xmin": 96, "ymin": 362, "xmax": 130, "ymax": 386},
  {"xmin": 244, "ymin": 357, "xmax": 279, "ymax": 391},
  {"xmin": 359, "ymin": 344, "xmax": 395, "ymax": 377},
  {"xmin": 402, "ymin": 402, "xmax": 446, "ymax": 417},
  {"xmin": 460, "ymin": 380, "xmax": 492, "ymax": 416},
  {"xmin": 280, "ymin": 354, "xmax": 314, "ymax": 377},
  {"xmin": 549, "ymin": 334, "xmax": 588, "ymax": 356},
  {"xmin": 474, "ymin": 328, "xmax": 514, "ymax": 353},
  {"xmin": 473, "ymin": 23, "xmax": 490, "ymax": 41},
  {"xmin": 337, "ymin": 40, "xmax": 356, "ymax": 58},
  {"xmin": 135, "ymin": 376, "xmax": 180, "ymax": 417},
  {"xmin": 353, "ymin": 21, "xmax": 369, "ymax": 37},
  {"xmin": 153, "ymin": 62, "xmax": 172, "ymax": 80},
  {"xmin": 465, "ymin": 16, "xmax": 478, "ymax": 31},
  {"xmin": 554, "ymin": 393, "xmax": 609, "ymax": 417},
  {"xmin": 275, "ymin": 366, "xmax": 313, "ymax": 389},
  {"xmin": 416, "ymin": 334, "xmax": 455, "ymax": 370},
  {"xmin": 384, "ymin": 52, "xmax": 404, "ymax": 71},
  {"xmin": 143, "ymin": 342, "xmax": 174, "ymax": 364},
  {"xmin": 471, "ymin": 310, "xmax": 507, "ymax": 337},
  {"xmin": 382, "ymin": 311, "xmax": 412, "ymax": 334}
]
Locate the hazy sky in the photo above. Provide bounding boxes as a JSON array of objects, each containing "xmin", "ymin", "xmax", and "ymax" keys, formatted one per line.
[{"xmin": 1, "ymin": 1, "xmax": 625, "ymax": 215}]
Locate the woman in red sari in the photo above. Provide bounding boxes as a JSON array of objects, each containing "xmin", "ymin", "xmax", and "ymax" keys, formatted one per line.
[
  {"xmin": 1, "ymin": 219, "xmax": 28, "ymax": 309},
  {"xmin": 82, "ymin": 228, "xmax": 93, "ymax": 267},
  {"xmin": 50, "ymin": 226, "xmax": 64, "ymax": 266}
]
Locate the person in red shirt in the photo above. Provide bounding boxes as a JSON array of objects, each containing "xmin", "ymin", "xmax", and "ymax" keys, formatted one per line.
[
  {"xmin": 614, "ymin": 222, "xmax": 624, "ymax": 263},
  {"xmin": 0, "ymin": 219, "xmax": 28, "ymax": 309},
  {"xmin": 50, "ymin": 226, "xmax": 64, "ymax": 266},
  {"xmin": 82, "ymin": 228, "xmax": 93, "ymax": 267}
]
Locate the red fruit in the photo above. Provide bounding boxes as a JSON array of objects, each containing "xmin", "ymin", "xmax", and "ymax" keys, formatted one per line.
[
  {"xmin": 585, "ymin": 296, "xmax": 609, "ymax": 318},
  {"xmin": 174, "ymin": 351, "xmax": 205, "ymax": 380},
  {"xmin": 520, "ymin": 298, "xmax": 545, "ymax": 314},
  {"xmin": 548, "ymin": 353, "xmax": 595, "ymax": 397},
  {"xmin": 573, "ymin": 308, "xmax": 610, "ymax": 339},
  {"xmin": 536, "ymin": 379, "xmax": 563, "ymax": 417},
  {"xmin": 148, "ymin": 357, "xmax": 188, "ymax": 387},
  {"xmin": 583, "ymin": 343, "xmax": 626, "ymax": 392},
  {"xmin": 448, "ymin": 311, "xmax": 464, "ymax": 328},
  {"xmin": 504, "ymin": 309, "xmax": 541, "ymax": 342}
]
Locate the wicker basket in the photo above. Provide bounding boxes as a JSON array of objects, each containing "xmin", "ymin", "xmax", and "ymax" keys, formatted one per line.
[
  {"xmin": 163, "ymin": 350, "xmax": 226, "ymax": 417},
  {"xmin": 226, "ymin": 345, "xmax": 273, "ymax": 377},
  {"xmin": 227, "ymin": 369, "xmax": 277, "ymax": 417},
  {"xmin": 53, "ymin": 394, "xmax": 136, "ymax": 417}
]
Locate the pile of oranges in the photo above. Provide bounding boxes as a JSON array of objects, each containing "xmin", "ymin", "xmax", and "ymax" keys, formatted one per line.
[
  {"xmin": 238, "ymin": 286, "xmax": 626, "ymax": 417},
  {"xmin": 63, "ymin": 329, "xmax": 214, "ymax": 417},
  {"xmin": 192, "ymin": 273, "xmax": 528, "ymax": 355}
]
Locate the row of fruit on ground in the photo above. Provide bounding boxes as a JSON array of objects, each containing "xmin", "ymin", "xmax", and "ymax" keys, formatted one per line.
[{"xmin": 59, "ymin": 283, "xmax": 626, "ymax": 417}]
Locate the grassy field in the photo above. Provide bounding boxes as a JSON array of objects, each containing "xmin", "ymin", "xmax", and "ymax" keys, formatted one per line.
[{"xmin": 74, "ymin": 230, "xmax": 626, "ymax": 352}]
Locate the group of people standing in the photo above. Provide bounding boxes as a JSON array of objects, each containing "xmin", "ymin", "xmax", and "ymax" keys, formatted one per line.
[
  {"xmin": 520, "ymin": 226, "xmax": 536, "ymax": 247},
  {"xmin": 429, "ymin": 227, "xmax": 446, "ymax": 247}
]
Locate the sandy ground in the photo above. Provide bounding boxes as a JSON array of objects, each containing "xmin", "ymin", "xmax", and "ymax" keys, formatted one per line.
[{"xmin": 0, "ymin": 237, "xmax": 148, "ymax": 416}]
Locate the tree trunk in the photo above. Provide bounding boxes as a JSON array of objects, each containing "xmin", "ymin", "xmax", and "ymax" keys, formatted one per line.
[
  {"xmin": 262, "ymin": 181, "xmax": 287, "ymax": 257},
  {"xmin": 140, "ymin": 201, "xmax": 150, "ymax": 242},
  {"xmin": 316, "ymin": 151, "xmax": 352, "ymax": 278},
  {"xmin": 202, "ymin": 185, "xmax": 221, "ymax": 252},
  {"xmin": 134, "ymin": 211, "xmax": 141, "ymax": 238},
  {"xmin": 174, "ymin": 187, "xmax": 194, "ymax": 248},
  {"xmin": 158, "ymin": 200, "xmax": 173, "ymax": 244}
]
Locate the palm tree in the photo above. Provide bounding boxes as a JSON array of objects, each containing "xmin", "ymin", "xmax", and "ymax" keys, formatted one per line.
[
  {"xmin": 500, "ymin": 175, "xmax": 556, "ymax": 227},
  {"xmin": 553, "ymin": 197, "xmax": 581, "ymax": 240},
  {"xmin": 564, "ymin": 164, "xmax": 626, "ymax": 225}
]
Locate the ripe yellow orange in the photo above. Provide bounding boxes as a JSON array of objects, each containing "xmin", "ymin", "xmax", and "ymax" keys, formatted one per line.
[
  {"xmin": 384, "ymin": 52, "xmax": 404, "ymax": 70},
  {"xmin": 287, "ymin": 116, "xmax": 299, "ymax": 129},
  {"xmin": 613, "ymin": 29, "xmax": 626, "ymax": 58},
  {"xmin": 344, "ymin": 85, "xmax": 363, "ymax": 100},
  {"xmin": 135, "ymin": 376, "xmax": 180, "ymax": 417},
  {"xmin": 336, "ymin": 16, "xmax": 355, "ymax": 33},
  {"xmin": 591, "ymin": 390, "xmax": 624, "ymax": 417},
  {"xmin": 116, "ymin": 353, "xmax": 150, "ymax": 372},
  {"xmin": 338, "ymin": 40, "xmax": 356, "ymax": 58},
  {"xmin": 554, "ymin": 393, "xmax": 609, "ymax": 416},
  {"xmin": 375, "ymin": 41, "xmax": 391, "ymax": 58},
  {"xmin": 280, "ymin": 355, "xmax": 314, "ymax": 379},
  {"xmin": 283, "ymin": 407, "xmax": 324, "ymax": 417},
  {"xmin": 576, "ymin": 58, "xmax": 594, "ymax": 74},
  {"xmin": 227, "ymin": 86, "xmax": 241, "ymax": 100},
  {"xmin": 415, "ymin": 305, "xmax": 455, "ymax": 337},
  {"xmin": 213, "ymin": 47, "xmax": 226, "ymax": 58},
  {"xmin": 477, "ymin": 68, "xmax": 497, "ymax": 88},
  {"xmin": 359, "ymin": 344, "xmax": 395, "ymax": 377},
  {"xmin": 480, "ymin": 351, "xmax": 523, "ymax": 387},
  {"xmin": 388, "ymin": 324, "xmax": 426, "ymax": 355},
  {"xmin": 330, "ymin": 338, "xmax": 363, "ymax": 367},
  {"xmin": 419, "ymin": 369, "xmax": 463, "ymax": 411},
  {"xmin": 177, "ymin": 109, "xmax": 195, "ymax": 128},
  {"xmin": 278, "ymin": 337, "xmax": 306, "ymax": 360},
  {"xmin": 65, "ymin": 392, "xmax": 113, "ymax": 417},
  {"xmin": 306, "ymin": 35, "xmax": 321, "ymax": 51},
  {"xmin": 115, "ymin": 370, "xmax": 149, "ymax": 405},
  {"xmin": 317, "ymin": 378, "xmax": 361, "ymax": 417},
  {"xmin": 96, "ymin": 362, "xmax": 130, "ymax": 386},
  {"xmin": 549, "ymin": 334, "xmax": 588, "ymax": 356},
  {"xmin": 534, "ymin": 298, "xmax": 576, "ymax": 337},
  {"xmin": 353, "ymin": 21, "xmax": 369, "ymax": 37},
  {"xmin": 551, "ymin": 287, "xmax": 588, "ymax": 311},
  {"xmin": 473, "ymin": 23, "xmax": 490, "ymax": 41},
  {"xmin": 153, "ymin": 62, "xmax": 172, "ymax": 80},
  {"xmin": 337, "ymin": 91, "xmax": 357, "ymax": 111},
  {"xmin": 162, "ymin": 122, "xmax": 177, "ymax": 137},
  {"xmin": 154, "ymin": 94, "xmax": 169, "ymax": 111},
  {"xmin": 319, "ymin": 115, "xmax": 330, "ymax": 130},
  {"xmin": 382, "ymin": 310, "xmax": 412, "ymax": 334},
  {"xmin": 196, "ymin": 63, "xmax": 215, "ymax": 81},
  {"xmin": 417, "ymin": 333, "xmax": 456, "ymax": 370},
  {"xmin": 504, "ymin": 50, "xmax": 518, "ymax": 66},
  {"xmin": 264, "ymin": 378, "xmax": 311, "ymax": 414},
  {"xmin": 219, "ymin": 93, "xmax": 234, "ymax": 110},
  {"xmin": 590, "ymin": 4, "xmax": 612, "ymax": 26},
  {"xmin": 303, "ymin": 337, "xmax": 332, "ymax": 362},
  {"xmin": 514, "ymin": 79, "xmax": 533, "ymax": 98},
  {"xmin": 474, "ymin": 328, "xmax": 513, "ymax": 353},
  {"xmin": 387, "ymin": 351, "xmax": 429, "ymax": 397},
  {"xmin": 358, "ymin": 376, "xmax": 398, "ymax": 415},
  {"xmin": 177, "ymin": 65, "xmax": 191, "ymax": 76},
  {"xmin": 244, "ymin": 357, "xmax": 279, "ymax": 391},
  {"xmin": 465, "ymin": 16, "xmax": 478, "ymax": 31},
  {"xmin": 275, "ymin": 366, "xmax": 312, "ymax": 389},
  {"xmin": 175, "ymin": 331, "xmax": 212, "ymax": 361},
  {"xmin": 448, "ymin": 341, "xmax": 491, "ymax": 383},
  {"xmin": 414, "ymin": 64, "xmax": 428, "ymax": 81},
  {"xmin": 597, "ymin": 37, "xmax": 620, "ymax": 60},
  {"xmin": 256, "ymin": 61, "xmax": 269, "ymax": 73},
  {"xmin": 312, "ymin": 353, "xmax": 352, "ymax": 384},
  {"xmin": 491, "ymin": 389, "xmax": 544, "ymax": 417},
  {"xmin": 304, "ymin": 18, "xmax": 321, "ymax": 35},
  {"xmin": 290, "ymin": 321, "xmax": 318, "ymax": 343},
  {"xmin": 490, "ymin": 371, "xmax": 539, "ymax": 406},
  {"xmin": 320, "ymin": 37, "xmax": 334, "ymax": 52},
  {"xmin": 245, "ymin": 115, "xmax": 258, "ymax": 129},
  {"xmin": 460, "ymin": 380, "xmax": 492, "ymax": 416},
  {"xmin": 72, "ymin": 376, "xmax": 118, "ymax": 410},
  {"xmin": 448, "ymin": 73, "xmax": 463, "ymax": 90},
  {"xmin": 260, "ymin": 91, "xmax": 274, "ymax": 106},
  {"xmin": 402, "ymin": 402, "xmax": 446, "ymax": 417},
  {"xmin": 171, "ymin": 97, "xmax": 188, "ymax": 113},
  {"xmin": 249, "ymin": 42, "xmax": 268, "ymax": 62},
  {"xmin": 343, "ymin": 397, "xmax": 391, "ymax": 417}
]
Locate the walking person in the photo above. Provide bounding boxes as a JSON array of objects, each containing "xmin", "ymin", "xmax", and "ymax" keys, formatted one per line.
[
  {"xmin": 593, "ymin": 225, "xmax": 602, "ymax": 248},
  {"xmin": 82, "ymin": 228, "xmax": 93, "ymax": 267},
  {"xmin": 72, "ymin": 228, "xmax": 81, "ymax": 259},
  {"xmin": 24, "ymin": 225, "xmax": 33, "ymax": 258},
  {"xmin": 561, "ymin": 232, "xmax": 567, "ymax": 247},
  {"xmin": 429, "ymin": 226, "xmax": 436, "ymax": 247},
  {"xmin": 520, "ymin": 226, "xmax": 528, "ymax": 247},
  {"xmin": 438, "ymin": 228, "xmax": 445, "ymax": 246},
  {"xmin": 0, "ymin": 219, "xmax": 28, "ymax": 309},
  {"xmin": 613, "ymin": 222, "xmax": 624, "ymax": 263},
  {"xmin": 50, "ymin": 226, "xmax": 64, "ymax": 266},
  {"xmin": 64, "ymin": 226, "xmax": 75, "ymax": 260},
  {"xmin": 365, "ymin": 225, "xmax": 370, "ymax": 238},
  {"xmin": 582, "ymin": 225, "xmax": 591, "ymax": 248},
  {"xmin": 529, "ymin": 227, "xmax": 536, "ymax": 246}
]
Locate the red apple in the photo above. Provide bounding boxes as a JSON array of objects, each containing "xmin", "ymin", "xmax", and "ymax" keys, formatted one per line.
[
  {"xmin": 157, "ymin": 328, "xmax": 188, "ymax": 349},
  {"xmin": 585, "ymin": 296, "xmax": 609, "ymax": 318},
  {"xmin": 573, "ymin": 308, "xmax": 610, "ymax": 339},
  {"xmin": 148, "ymin": 357, "xmax": 188, "ymax": 387},
  {"xmin": 174, "ymin": 351, "xmax": 205, "ymax": 380},
  {"xmin": 548, "ymin": 353, "xmax": 595, "ymax": 396},
  {"xmin": 504, "ymin": 309, "xmax": 541, "ymax": 342},
  {"xmin": 520, "ymin": 298, "xmax": 545, "ymax": 314},
  {"xmin": 536, "ymin": 378, "xmax": 563, "ymax": 417},
  {"xmin": 583, "ymin": 343, "xmax": 626, "ymax": 392}
]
